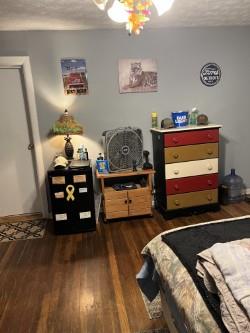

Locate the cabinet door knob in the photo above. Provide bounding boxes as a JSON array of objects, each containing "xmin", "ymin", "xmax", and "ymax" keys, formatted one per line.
[
  {"xmin": 173, "ymin": 153, "xmax": 179, "ymax": 159},
  {"xmin": 173, "ymin": 170, "xmax": 180, "ymax": 175},
  {"xmin": 129, "ymin": 199, "xmax": 132, "ymax": 204},
  {"xmin": 174, "ymin": 200, "xmax": 180, "ymax": 206},
  {"xmin": 125, "ymin": 199, "xmax": 128, "ymax": 204}
]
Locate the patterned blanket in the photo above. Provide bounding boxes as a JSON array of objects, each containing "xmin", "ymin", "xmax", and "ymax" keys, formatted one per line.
[
  {"xmin": 137, "ymin": 215, "xmax": 250, "ymax": 333},
  {"xmin": 197, "ymin": 239, "xmax": 250, "ymax": 332}
]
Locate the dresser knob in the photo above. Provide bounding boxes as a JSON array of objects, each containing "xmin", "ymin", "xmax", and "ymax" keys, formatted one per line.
[
  {"xmin": 207, "ymin": 180, "xmax": 212, "ymax": 186},
  {"xmin": 173, "ymin": 170, "xmax": 180, "ymax": 175},
  {"xmin": 173, "ymin": 153, "xmax": 179, "ymax": 159},
  {"xmin": 174, "ymin": 184, "xmax": 179, "ymax": 190},
  {"xmin": 173, "ymin": 137, "xmax": 178, "ymax": 143},
  {"xmin": 207, "ymin": 149, "xmax": 213, "ymax": 155},
  {"xmin": 207, "ymin": 195, "xmax": 213, "ymax": 201},
  {"xmin": 207, "ymin": 165, "xmax": 213, "ymax": 171},
  {"xmin": 174, "ymin": 200, "xmax": 180, "ymax": 206},
  {"xmin": 207, "ymin": 134, "xmax": 213, "ymax": 139}
]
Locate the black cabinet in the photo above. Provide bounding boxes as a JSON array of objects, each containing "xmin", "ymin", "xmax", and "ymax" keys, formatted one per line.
[{"xmin": 47, "ymin": 165, "xmax": 96, "ymax": 234}]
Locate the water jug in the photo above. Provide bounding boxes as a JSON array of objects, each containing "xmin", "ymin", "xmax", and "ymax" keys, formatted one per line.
[{"xmin": 221, "ymin": 168, "xmax": 244, "ymax": 204}]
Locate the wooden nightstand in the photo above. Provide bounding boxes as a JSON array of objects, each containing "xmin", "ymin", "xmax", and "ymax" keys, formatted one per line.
[{"xmin": 96, "ymin": 169, "xmax": 155, "ymax": 222}]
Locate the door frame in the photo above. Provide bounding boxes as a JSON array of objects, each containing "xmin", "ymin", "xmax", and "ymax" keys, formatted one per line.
[{"xmin": 0, "ymin": 56, "xmax": 46, "ymax": 217}]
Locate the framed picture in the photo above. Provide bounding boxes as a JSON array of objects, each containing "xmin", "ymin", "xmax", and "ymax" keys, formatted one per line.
[
  {"xmin": 96, "ymin": 160, "xmax": 109, "ymax": 174},
  {"xmin": 61, "ymin": 58, "xmax": 89, "ymax": 95},
  {"xmin": 119, "ymin": 58, "xmax": 158, "ymax": 93}
]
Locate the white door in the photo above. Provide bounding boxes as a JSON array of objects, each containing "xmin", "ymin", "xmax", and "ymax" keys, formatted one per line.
[{"xmin": 0, "ymin": 68, "xmax": 41, "ymax": 217}]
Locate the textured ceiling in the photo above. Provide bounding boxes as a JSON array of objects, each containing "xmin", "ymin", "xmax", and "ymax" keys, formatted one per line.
[{"xmin": 0, "ymin": 0, "xmax": 250, "ymax": 31}]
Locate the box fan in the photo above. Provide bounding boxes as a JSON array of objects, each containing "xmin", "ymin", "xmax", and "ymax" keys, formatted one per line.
[{"xmin": 102, "ymin": 127, "xmax": 143, "ymax": 172}]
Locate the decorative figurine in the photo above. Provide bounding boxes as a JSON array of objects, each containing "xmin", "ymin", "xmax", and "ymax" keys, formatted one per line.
[
  {"xmin": 161, "ymin": 117, "xmax": 174, "ymax": 129},
  {"xmin": 97, "ymin": 153, "xmax": 104, "ymax": 160},
  {"xmin": 197, "ymin": 114, "xmax": 209, "ymax": 125},
  {"xmin": 132, "ymin": 160, "xmax": 137, "ymax": 171},
  {"xmin": 142, "ymin": 150, "xmax": 153, "ymax": 169}
]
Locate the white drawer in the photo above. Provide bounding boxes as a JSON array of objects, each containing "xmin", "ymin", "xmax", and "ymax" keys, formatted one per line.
[{"xmin": 165, "ymin": 158, "xmax": 218, "ymax": 180}]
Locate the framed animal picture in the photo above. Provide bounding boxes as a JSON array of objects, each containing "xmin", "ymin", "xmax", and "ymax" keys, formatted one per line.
[{"xmin": 118, "ymin": 58, "xmax": 158, "ymax": 93}]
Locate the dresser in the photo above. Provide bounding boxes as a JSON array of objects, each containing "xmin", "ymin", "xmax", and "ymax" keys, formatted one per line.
[
  {"xmin": 151, "ymin": 124, "xmax": 222, "ymax": 218},
  {"xmin": 47, "ymin": 165, "xmax": 96, "ymax": 234}
]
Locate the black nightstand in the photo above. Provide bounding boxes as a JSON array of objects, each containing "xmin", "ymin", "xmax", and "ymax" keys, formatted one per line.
[{"xmin": 47, "ymin": 165, "xmax": 96, "ymax": 234}]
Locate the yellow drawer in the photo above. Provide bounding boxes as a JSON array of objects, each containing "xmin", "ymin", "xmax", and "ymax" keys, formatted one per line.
[
  {"xmin": 165, "ymin": 158, "xmax": 218, "ymax": 179},
  {"xmin": 167, "ymin": 189, "xmax": 218, "ymax": 210},
  {"xmin": 165, "ymin": 143, "xmax": 218, "ymax": 163}
]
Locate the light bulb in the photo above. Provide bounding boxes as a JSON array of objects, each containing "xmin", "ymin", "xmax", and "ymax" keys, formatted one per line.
[
  {"xmin": 108, "ymin": 0, "xmax": 129, "ymax": 23},
  {"xmin": 152, "ymin": 0, "xmax": 174, "ymax": 16}
]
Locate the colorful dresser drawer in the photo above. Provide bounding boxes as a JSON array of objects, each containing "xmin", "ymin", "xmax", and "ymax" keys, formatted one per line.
[
  {"xmin": 164, "ymin": 143, "xmax": 218, "ymax": 163},
  {"xmin": 167, "ymin": 189, "xmax": 218, "ymax": 210},
  {"xmin": 165, "ymin": 158, "xmax": 218, "ymax": 180},
  {"xmin": 166, "ymin": 174, "xmax": 219, "ymax": 195},
  {"xmin": 164, "ymin": 128, "xmax": 219, "ymax": 147}
]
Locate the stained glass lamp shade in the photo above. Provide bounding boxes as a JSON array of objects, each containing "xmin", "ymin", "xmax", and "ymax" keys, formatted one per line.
[{"xmin": 52, "ymin": 109, "xmax": 83, "ymax": 159}]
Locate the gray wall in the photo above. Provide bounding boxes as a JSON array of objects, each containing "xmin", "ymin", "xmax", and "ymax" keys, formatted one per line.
[{"xmin": 0, "ymin": 27, "xmax": 250, "ymax": 187}]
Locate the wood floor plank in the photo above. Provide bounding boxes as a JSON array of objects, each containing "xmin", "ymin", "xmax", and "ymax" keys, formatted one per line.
[{"xmin": 0, "ymin": 203, "xmax": 250, "ymax": 332}]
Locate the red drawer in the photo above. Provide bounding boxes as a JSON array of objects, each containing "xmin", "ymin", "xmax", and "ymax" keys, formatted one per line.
[
  {"xmin": 166, "ymin": 174, "xmax": 218, "ymax": 195},
  {"xmin": 164, "ymin": 129, "xmax": 219, "ymax": 147}
]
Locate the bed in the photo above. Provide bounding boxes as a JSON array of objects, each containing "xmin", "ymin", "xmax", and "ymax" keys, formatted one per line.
[{"xmin": 137, "ymin": 215, "xmax": 250, "ymax": 333}]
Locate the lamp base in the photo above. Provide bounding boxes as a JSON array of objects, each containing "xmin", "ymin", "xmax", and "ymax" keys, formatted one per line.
[{"xmin": 64, "ymin": 136, "xmax": 74, "ymax": 160}]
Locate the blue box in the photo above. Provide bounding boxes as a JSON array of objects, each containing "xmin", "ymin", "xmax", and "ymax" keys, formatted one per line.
[
  {"xmin": 96, "ymin": 160, "xmax": 109, "ymax": 173},
  {"xmin": 172, "ymin": 111, "xmax": 189, "ymax": 127}
]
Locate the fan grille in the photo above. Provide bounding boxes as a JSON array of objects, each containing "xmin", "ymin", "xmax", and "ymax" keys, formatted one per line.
[{"xmin": 105, "ymin": 127, "xmax": 143, "ymax": 172}]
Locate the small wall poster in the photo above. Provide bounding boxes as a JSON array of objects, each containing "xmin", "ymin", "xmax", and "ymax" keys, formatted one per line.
[
  {"xmin": 61, "ymin": 58, "xmax": 88, "ymax": 95},
  {"xmin": 119, "ymin": 58, "xmax": 158, "ymax": 93},
  {"xmin": 200, "ymin": 63, "xmax": 221, "ymax": 87}
]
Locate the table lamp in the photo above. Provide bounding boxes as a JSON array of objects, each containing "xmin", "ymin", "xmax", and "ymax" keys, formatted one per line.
[{"xmin": 51, "ymin": 109, "xmax": 83, "ymax": 159}]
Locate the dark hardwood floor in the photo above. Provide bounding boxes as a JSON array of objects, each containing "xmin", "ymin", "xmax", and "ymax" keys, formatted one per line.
[{"xmin": 1, "ymin": 202, "xmax": 250, "ymax": 333}]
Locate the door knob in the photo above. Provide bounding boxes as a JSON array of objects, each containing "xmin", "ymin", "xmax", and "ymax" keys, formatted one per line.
[{"xmin": 28, "ymin": 143, "xmax": 34, "ymax": 150}]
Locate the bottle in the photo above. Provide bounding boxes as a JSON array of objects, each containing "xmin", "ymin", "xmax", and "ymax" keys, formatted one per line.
[
  {"xmin": 189, "ymin": 107, "xmax": 199, "ymax": 125},
  {"xmin": 221, "ymin": 168, "xmax": 244, "ymax": 204},
  {"xmin": 84, "ymin": 148, "xmax": 89, "ymax": 160},
  {"xmin": 151, "ymin": 112, "xmax": 158, "ymax": 128},
  {"xmin": 77, "ymin": 144, "xmax": 84, "ymax": 160}
]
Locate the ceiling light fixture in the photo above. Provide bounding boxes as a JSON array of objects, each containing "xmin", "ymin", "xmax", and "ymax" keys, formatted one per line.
[{"xmin": 92, "ymin": 0, "xmax": 174, "ymax": 35}]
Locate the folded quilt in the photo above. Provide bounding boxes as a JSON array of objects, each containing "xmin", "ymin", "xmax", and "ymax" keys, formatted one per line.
[{"xmin": 197, "ymin": 239, "xmax": 250, "ymax": 332}]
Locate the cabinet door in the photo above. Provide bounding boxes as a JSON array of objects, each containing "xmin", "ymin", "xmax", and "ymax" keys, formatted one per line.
[
  {"xmin": 104, "ymin": 188, "xmax": 128, "ymax": 219},
  {"xmin": 128, "ymin": 188, "xmax": 152, "ymax": 216}
]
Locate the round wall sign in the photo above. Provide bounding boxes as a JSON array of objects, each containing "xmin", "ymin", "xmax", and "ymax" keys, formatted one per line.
[{"xmin": 200, "ymin": 63, "xmax": 221, "ymax": 87}]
